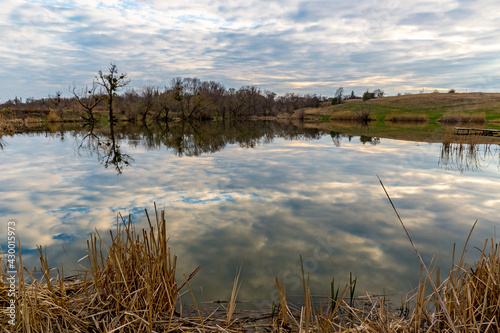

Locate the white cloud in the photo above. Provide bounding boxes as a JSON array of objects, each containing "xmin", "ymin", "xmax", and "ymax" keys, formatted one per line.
[{"xmin": 1, "ymin": 0, "xmax": 499, "ymax": 99}]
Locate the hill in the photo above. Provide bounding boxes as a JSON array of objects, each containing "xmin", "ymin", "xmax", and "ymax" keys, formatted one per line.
[{"xmin": 305, "ymin": 92, "xmax": 500, "ymax": 123}]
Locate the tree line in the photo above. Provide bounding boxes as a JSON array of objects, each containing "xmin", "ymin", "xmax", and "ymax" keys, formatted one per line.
[{"xmin": 1, "ymin": 64, "xmax": 331, "ymax": 123}]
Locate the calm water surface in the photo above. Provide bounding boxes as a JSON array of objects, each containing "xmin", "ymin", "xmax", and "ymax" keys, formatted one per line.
[{"xmin": 0, "ymin": 121, "xmax": 498, "ymax": 308}]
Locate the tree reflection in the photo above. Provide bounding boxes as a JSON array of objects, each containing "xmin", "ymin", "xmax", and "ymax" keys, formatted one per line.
[
  {"xmin": 73, "ymin": 120, "xmax": 323, "ymax": 173},
  {"xmin": 128, "ymin": 120, "xmax": 322, "ymax": 157},
  {"xmin": 330, "ymin": 131, "xmax": 355, "ymax": 147},
  {"xmin": 77, "ymin": 122, "xmax": 134, "ymax": 174}
]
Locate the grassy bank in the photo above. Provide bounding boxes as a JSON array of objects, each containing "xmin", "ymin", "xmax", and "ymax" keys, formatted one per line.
[
  {"xmin": 305, "ymin": 93, "xmax": 500, "ymax": 124},
  {"xmin": 297, "ymin": 119, "xmax": 500, "ymax": 145},
  {"xmin": 1, "ymin": 205, "xmax": 498, "ymax": 332}
]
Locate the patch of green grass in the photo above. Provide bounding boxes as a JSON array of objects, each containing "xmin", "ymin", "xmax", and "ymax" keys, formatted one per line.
[{"xmin": 99, "ymin": 116, "xmax": 110, "ymax": 125}]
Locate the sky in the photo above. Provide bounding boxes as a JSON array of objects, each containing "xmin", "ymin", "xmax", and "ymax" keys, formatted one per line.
[{"xmin": 1, "ymin": 0, "xmax": 500, "ymax": 101}]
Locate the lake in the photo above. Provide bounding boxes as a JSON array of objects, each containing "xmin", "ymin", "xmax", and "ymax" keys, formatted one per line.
[{"xmin": 0, "ymin": 121, "xmax": 498, "ymax": 310}]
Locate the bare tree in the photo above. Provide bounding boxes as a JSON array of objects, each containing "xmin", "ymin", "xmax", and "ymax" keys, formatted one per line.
[
  {"xmin": 138, "ymin": 85, "xmax": 159, "ymax": 123},
  {"xmin": 264, "ymin": 91, "xmax": 276, "ymax": 116},
  {"xmin": 373, "ymin": 89, "xmax": 385, "ymax": 98},
  {"xmin": 155, "ymin": 88, "xmax": 174, "ymax": 122},
  {"xmin": 71, "ymin": 82, "xmax": 105, "ymax": 123},
  {"xmin": 335, "ymin": 87, "xmax": 344, "ymax": 105},
  {"xmin": 95, "ymin": 64, "xmax": 130, "ymax": 123},
  {"xmin": 227, "ymin": 88, "xmax": 246, "ymax": 118}
]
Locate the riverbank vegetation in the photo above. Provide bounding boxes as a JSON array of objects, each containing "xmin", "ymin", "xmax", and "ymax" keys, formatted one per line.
[
  {"xmin": 1, "ymin": 205, "xmax": 498, "ymax": 332},
  {"xmin": 2, "ymin": 65, "xmax": 499, "ymax": 129},
  {"xmin": 3, "ymin": 90, "xmax": 500, "ymax": 140}
]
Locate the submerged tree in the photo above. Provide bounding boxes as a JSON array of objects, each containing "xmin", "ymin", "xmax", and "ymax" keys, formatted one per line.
[{"xmin": 96, "ymin": 64, "xmax": 130, "ymax": 123}]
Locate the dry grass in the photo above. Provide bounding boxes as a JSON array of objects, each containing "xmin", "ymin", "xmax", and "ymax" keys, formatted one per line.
[
  {"xmin": 266, "ymin": 199, "xmax": 500, "ymax": 332},
  {"xmin": 385, "ymin": 114, "xmax": 430, "ymax": 123},
  {"xmin": 47, "ymin": 109, "xmax": 61, "ymax": 123},
  {"xmin": 0, "ymin": 113, "xmax": 15, "ymax": 134},
  {"xmin": 306, "ymin": 93, "xmax": 500, "ymax": 123},
  {"xmin": 23, "ymin": 117, "xmax": 44, "ymax": 125},
  {"xmin": 439, "ymin": 112, "xmax": 486, "ymax": 124},
  {"xmin": 329, "ymin": 109, "xmax": 374, "ymax": 122},
  {"xmin": 1, "ymin": 203, "xmax": 499, "ymax": 332},
  {"xmin": 1, "ymin": 205, "xmax": 201, "ymax": 332},
  {"xmin": 366, "ymin": 92, "xmax": 500, "ymax": 106}
]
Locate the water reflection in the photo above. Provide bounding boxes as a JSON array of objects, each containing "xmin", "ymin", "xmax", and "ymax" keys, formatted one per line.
[
  {"xmin": 77, "ymin": 123, "xmax": 134, "ymax": 174},
  {"xmin": 439, "ymin": 142, "xmax": 500, "ymax": 172},
  {"xmin": 0, "ymin": 136, "xmax": 6, "ymax": 150},
  {"xmin": 73, "ymin": 121, "xmax": 322, "ymax": 172},
  {"xmin": 0, "ymin": 121, "xmax": 499, "ymax": 309}
]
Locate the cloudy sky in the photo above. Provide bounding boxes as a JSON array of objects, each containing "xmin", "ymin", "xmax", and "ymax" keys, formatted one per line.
[{"xmin": 1, "ymin": 0, "xmax": 500, "ymax": 100}]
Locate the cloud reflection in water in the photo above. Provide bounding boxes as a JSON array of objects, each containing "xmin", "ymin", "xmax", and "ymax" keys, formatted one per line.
[{"xmin": 0, "ymin": 122, "xmax": 498, "ymax": 307}]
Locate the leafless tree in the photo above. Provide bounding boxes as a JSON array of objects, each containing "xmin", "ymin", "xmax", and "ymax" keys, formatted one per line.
[
  {"xmin": 155, "ymin": 88, "xmax": 174, "ymax": 122},
  {"xmin": 264, "ymin": 91, "xmax": 276, "ymax": 116},
  {"xmin": 95, "ymin": 64, "xmax": 130, "ymax": 123},
  {"xmin": 227, "ymin": 88, "xmax": 246, "ymax": 118},
  {"xmin": 138, "ymin": 85, "xmax": 159, "ymax": 123},
  {"xmin": 335, "ymin": 87, "xmax": 344, "ymax": 104},
  {"xmin": 71, "ymin": 82, "xmax": 105, "ymax": 123}
]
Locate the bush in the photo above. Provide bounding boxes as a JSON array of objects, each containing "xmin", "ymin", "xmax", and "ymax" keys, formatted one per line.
[
  {"xmin": 448, "ymin": 89, "xmax": 456, "ymax": 93},
  {"xmin": 47, "ymin": 109, "xmax": 60, "ymax": 123},
  {"xmin": 439, "ymin": 112, "xmax": 485, "ymax": 124},
  {"xmin": 362, "ymin": 91, "xmax": 373, "ymax": 101}
]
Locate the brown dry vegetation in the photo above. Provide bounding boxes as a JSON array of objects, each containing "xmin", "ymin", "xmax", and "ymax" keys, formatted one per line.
[
  {"xmin": 385, "ymin": 114, "xmax": 430, "ymax": 123},
  {"xmin": 1, "ymin": 205, "xmax": 499, "ymax": 332},
  {"xmin": 0, "ymin": 114, "xmax": 15, "ymax": 134},
  {"xmin": 47, "ymin": 109, "xmax": 61, "ymax": 123},
  {"xmin": 329, "ymin": 110, "xmax": 374, "ymax": 122},
  {"xmin": 438, "ymin": 113, "xmax": 486, "ymax": 124}
]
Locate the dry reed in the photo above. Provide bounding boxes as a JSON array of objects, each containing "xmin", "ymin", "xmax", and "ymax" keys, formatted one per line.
[
  {"xmin": 47, "ymin": 109, "xmax": 61, "ymax": 123},
  {"xmin": 439, "ymin": 112, "xmax": 486, "ymax": 124},
  {"xmin": 1, "ymin": 203, "xmax": 498, "ymax": 332},
  {"xmin": 385, "ymin": 114, "xmax": 430, "ymax": 123},
  {"xmin": 0, "ymin": 113, "xmax": 15, "ymax": 134},
  {"xmin": 330, "ymin": 109, "xmax": 374, "ymax": 122},
  {"xmin": 1, "ymin": 205, "xmax": 201, "ymax": 332}
]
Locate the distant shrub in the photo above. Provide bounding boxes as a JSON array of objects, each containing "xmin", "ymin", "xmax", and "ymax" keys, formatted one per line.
[
  {"xmin": 373, "ymin": 89, "xmax": 384, "ymax": 98},
  {"xmin": 330, "ymin": 107, "xmax": 373, "ymax": 122},
  {"xmin": 448, "ymin": 89, "xmax": 456, "ymax": 93},
  {"xmin": 362, "ymin": 91, "xmax": 373, "ymax": 101},
  {"xmin": 439, "ymin": 112, "xmax": 485, "ymax": 124},
  {"xmin": 385, "ymin": 114, "xmax": 430, "ymax": 123}
]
